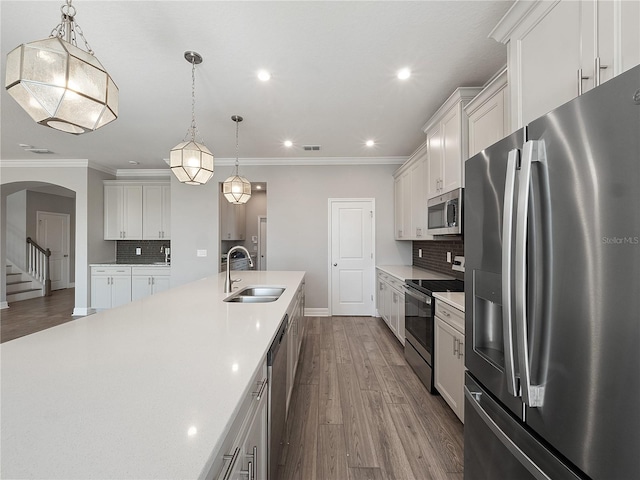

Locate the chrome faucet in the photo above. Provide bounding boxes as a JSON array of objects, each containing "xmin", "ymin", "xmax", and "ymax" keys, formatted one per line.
[{"xmin": 224, "ymin": 245, "xmax": 254, "ymax": 293}]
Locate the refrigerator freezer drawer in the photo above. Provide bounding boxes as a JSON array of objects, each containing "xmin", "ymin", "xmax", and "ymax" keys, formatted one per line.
[{"xmin": 464, "ymin": 374, "xmax": 584, "ymax": 480}]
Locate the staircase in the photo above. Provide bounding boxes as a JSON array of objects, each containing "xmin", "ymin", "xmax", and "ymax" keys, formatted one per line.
[{"xmin": 6, "ymin": 261, "xmax": 43, "ymax": 303}]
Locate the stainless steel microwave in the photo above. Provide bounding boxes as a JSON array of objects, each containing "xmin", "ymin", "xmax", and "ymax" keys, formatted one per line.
[{"xmin": 427, "ymin": 188, "xmax": 463, "ymax": 235}]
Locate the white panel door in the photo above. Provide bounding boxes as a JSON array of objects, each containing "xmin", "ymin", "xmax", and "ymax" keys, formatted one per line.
[
  {"xmin": 37, "ymin": 211, "xmax": 69, "ymax": 290},
  {"xmin": 330, "ymin": 199, "xmax": 374, "ymax": 316}
]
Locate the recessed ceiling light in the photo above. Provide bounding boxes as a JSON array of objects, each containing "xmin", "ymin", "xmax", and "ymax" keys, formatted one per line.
[
  {"xmin": 257, "ymin": 70, "xmax": 271, "ymax": 81},
  {"xmin": 256, "ymin": 185, "xmax": 262, "ymax": 190},
  {"xmin": 366, "ymin": 140, "xmax": 375, "ymax": 147},
  {"xmin": 284, "ymin": 140, "xmax": 293, "ymax": 147},
  {"xmin": 397, "ymin": 68, "xmax": 411, "ymax": 80}
]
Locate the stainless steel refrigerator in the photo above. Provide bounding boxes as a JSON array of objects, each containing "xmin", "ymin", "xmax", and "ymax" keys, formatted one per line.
[{"xmin": 464, "ymin": 64, "xmax": 640, "ymax": 479}]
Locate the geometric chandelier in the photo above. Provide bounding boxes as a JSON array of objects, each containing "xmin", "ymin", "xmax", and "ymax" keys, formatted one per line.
[
  {"xmin": 4, "ymin": 0, "xmax": 118, "ymax": 135},
  {"xmin": 170, "ymin": 51, "xmax": 214, "ymax": 186},
  {"xmin": 223, "ymin": 115, "xmax": 252, "ymax": 204}
]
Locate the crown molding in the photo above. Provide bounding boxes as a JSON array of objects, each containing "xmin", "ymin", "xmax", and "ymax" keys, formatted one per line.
[
  {"xmin": 116, "ymin": 169, "xmax": 171, "ymax": 178},
  {"xmin": 0, "ymin": 159, "xmax": 90, "ymax": 168},
  {"xmin": 162, "ymin": 156, "xmax": 408, "ymax": 167}
]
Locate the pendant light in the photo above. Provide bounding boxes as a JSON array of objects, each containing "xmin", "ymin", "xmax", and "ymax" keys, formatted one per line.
[
  {"xmin": 223, "ymin": 115, "xmax": 252, "ymax": 204},
  {"xmin": 5, "ymin": 0, "xmax": 118, "ymax": 135},
  {"xmin": 170, "ymin": 51, "xmax": 214, "ymax": 186}
]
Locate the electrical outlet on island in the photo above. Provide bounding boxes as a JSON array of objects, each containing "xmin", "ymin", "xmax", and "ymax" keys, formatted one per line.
[{"xmin": 446, "ymin": 251, "xmax": 452, "ymax": 263}]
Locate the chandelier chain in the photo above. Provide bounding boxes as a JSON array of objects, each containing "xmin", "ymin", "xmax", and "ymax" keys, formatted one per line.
[
  {"xmin": 235, "ymin": 118, "xmax": 240, "ymax": 174},
  {"xmin": 50, "ymin": 0, "xmax": 94, "ymax": 55}
]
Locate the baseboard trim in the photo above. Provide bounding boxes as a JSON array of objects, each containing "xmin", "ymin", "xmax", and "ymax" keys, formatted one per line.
[
  {"xmin": 72, "ymin": 307, "xmax": 95, "ymax": 317},
  {"xmin": 68, "ymin": 282, "xmax": 75, "ymax": 288},
  {"xmin": 304, "ymin": 308, "xmax": 330, "ymax": 317},
  {"xmin": 0, "ymin": 301, "xmax": 9, "ymax": 310}
]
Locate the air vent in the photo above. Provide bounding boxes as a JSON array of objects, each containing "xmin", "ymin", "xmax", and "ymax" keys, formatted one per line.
[
  {"xmin": 303, "ymin": 145, "xmax": 321, "ymax": 151},
  {"xmin": 24, "ymin": 148, "xmax": 54, "ymax": 154}
]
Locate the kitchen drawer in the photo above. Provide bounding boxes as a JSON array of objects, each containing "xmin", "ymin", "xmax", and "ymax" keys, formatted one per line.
[
  {"xmin": 435, "ymin": 301, "xmax": 465, "ymax": 333},
  {"xmin": 386, "ymin": 275, "xmax": 404, "ymax": 291},
  {"xmin": 91, "ymin": 266, "xmax": 131, "ymax": 276},
  {"xmin": 131, "ymin": 266, "xmax": 170, "ymax": 276}
]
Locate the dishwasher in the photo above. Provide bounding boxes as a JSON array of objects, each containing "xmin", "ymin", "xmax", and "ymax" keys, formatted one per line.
[{"xmin": 268, "ymin": 314, "xmax": 288, "ymax": 480}]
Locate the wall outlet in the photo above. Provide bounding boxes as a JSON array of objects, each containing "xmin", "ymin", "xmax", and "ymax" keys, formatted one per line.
[
  {"xmin": 447, "ymin": 251, "xmax": 452, "ymax": 263},
  {"xmin": 418, "ymin": 248, "xmax": 423, "ymax": 258},
  {"xmin": 197, "ymin": 249, "xmax": 207, "ymax": 257},
  {"xmin": 135, "ymin": 247, "xmax": 141, "ymax": 255}
]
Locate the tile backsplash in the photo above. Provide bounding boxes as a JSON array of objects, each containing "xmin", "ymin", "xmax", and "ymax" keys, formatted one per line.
[
  {"xmin": 116, "ymin": 240, "xmax": 170, "ymax": 264},
  {"xmin": 413, "ymin": 239, "xmax": 464, "ymax": 280}
]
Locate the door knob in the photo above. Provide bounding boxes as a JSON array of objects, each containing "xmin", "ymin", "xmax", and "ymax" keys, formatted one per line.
[{"xmin": 333, "ymin": 263, "xmax": 337, "ymax": 266}]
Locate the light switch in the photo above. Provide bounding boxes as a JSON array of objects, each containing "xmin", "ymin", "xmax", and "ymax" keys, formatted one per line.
[
  {"xmin": 418, "ymin": 248, "xmax": 422, "ymax": 258},
  {"xmin": 197, "ymin": 249, "xmax": 207, "ymax": 257},
  {"xmin": 447, "ymin": 252, "xmax": 452, "ymax": 263}
]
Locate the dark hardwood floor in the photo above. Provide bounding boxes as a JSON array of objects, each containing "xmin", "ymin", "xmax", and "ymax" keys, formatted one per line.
[
  {"xmin": 279, "ymin": 316, "xmax": 464, "ymax": 480},
  {"xmin": 0, "ymin": 288, "xmax": 77, "ymax": 343}
]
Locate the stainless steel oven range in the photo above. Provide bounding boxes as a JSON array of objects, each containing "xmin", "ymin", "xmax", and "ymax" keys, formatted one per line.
[{"xmin": 404, "ymin": 279, "xmax": 464, "ymax": 393}]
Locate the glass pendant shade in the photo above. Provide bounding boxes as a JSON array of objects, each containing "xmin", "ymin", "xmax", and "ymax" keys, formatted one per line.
[
  {"xmin": 5, "ymin": 36, "xmax": 118, "ymax": 135},
  {"xmin": 170, "ymin": 140, "xmax": 214, "ymax": 186},
  {"xmin": 223, "ymin": 174, "xmax": 252, "ymax": 204}
]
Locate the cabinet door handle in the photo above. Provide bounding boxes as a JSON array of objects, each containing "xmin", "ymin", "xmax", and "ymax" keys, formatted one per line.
[
  {"xmin": 148, "ymin": 277, "xmax": 151, "ymax": 285},
  {"xmin": 152, "ymin": 277, "xmax": 155, "ymax": 285},
  {"xmin": 458, "ymin": 341, "xmax": 464, "ymax": 359},
  {"xmin": 577, "ymin": 68, "xmax": 591, "ymax": 96},
  {"xmin": 253, "ymin": 378, "xmax": 268, "ymax": 400},
  {"xmin": 594, "ymin": 57, "xmax": 608, "ymax": 87},
  {"xmin": 220, "ymin": 447, "xmax": 240, "ymax": 480},
  {"xmin": 453, "ymin": 337, "xmax": 458, "ymax": 356}
]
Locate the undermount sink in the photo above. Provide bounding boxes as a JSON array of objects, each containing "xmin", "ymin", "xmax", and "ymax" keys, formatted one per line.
[{"xmin": 224, "ymin": 286, "xmax": 285, "ymax": 303}]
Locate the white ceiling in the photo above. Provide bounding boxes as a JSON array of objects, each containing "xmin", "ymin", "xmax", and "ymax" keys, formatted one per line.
[{"xmin": 1, "ymin": 1, "xmax": 512, "ymax": 171}]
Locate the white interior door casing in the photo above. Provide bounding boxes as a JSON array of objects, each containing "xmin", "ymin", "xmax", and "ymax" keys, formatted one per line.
[
  {"xmin": 36, "ymin": 211, "xmax": 70, "ymax": 290},
  {"xmin": 329, "ymin": 199, "xmax": 375, "ymax": 316}
]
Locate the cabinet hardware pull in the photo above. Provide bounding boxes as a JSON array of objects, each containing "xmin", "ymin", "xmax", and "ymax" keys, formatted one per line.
[
  {"xmin": 453, "ymin": 337, "xmax": 457, "ymax": 355},
  {"xmin": 253, "ymin": 378, "xmax": 268, "ymax": 400},
  {"xmin": 458, "ymin": 341, "xmax": 464, "ymax": 359},
  {"xmin": 577, "ymin": 68, "xmax": 590, "ymax": 96},
  {"xmin": 594, "ymin": 57, "xmax": 608, "ymax": 87},
  {"xmin": 220, "ymin": 447, "xmax": 240, "ymax": 480}
]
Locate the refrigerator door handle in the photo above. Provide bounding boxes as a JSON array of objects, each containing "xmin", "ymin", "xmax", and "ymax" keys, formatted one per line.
[
  {"xmin": 515, "ymin": 140, "xmax": 546, "ymax": 408},
  {"xmin": 464, "ymin": 385, "xmax": 552, "ymax": 480},
  {"xmin": 502, "ymin": 149, "xmax": 520, "ymax": 397}
]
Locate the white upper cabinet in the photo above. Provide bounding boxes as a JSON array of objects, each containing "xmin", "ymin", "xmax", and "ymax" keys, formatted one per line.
[
  {"xmin": 104, "ymin": 184, "xmax": 143, "ymax": 240},
  {"xmin": 393, "ymin": 142, "xmax": 429, "ymax": 241},
  {"xmin": 220, "ymin": 191, "xmax": 246, "ymax": 241},
  {"xmin": 491, "ymin": 0, "xmax": 640, "ymax": 130},
  {"xmin": 423, "ymin": 87, "xmax": 482, "ymax": 199},
  {"xmin": 142, "ymin": 185, "xmax": 171, "ymax": 240},
  {"xmin": 104, "ymin": 181, "xmax": 170, "ymax": 241},
  {"xmin": 466, "ymin": 68, "xmax": 508, "ymax": 157}
]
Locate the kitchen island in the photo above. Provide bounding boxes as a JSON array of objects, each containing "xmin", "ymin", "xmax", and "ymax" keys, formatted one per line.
[{"xmin": 1, "ymin": 270, "xmax": 305, "ymax": 480}]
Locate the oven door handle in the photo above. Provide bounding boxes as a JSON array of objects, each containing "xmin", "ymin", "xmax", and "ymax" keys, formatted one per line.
[{"xmin": 403, "ymin": 285, "xmax": 431, "ymax": 304}]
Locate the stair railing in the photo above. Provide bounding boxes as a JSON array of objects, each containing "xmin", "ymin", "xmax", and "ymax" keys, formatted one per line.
[{"xmin": 26, "ymin": 237, "xmax": 52, "ymax": 297}]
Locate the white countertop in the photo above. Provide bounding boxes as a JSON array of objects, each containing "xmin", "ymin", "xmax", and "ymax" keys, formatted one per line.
[
  {"xmin": 1, "ymin": 270, "xmax": 305, "ymax": 480},
  {"xmin": 376, "ymin": 265, "xmax": 455, "ymax": 281},
  {"xmin": 433, "ymin": 291, "xmax": 465, "ymax": 312},
  {"xmin": 90, "ymin": 262, "xmax": 171, "ymax": 267}
]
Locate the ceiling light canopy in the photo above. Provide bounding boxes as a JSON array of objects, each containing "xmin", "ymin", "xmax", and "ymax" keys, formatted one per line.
[
  {"xmin": 170, "ymin": 51, "xmax": 214, "ymax": 186},
  {"xmin": 284, "ymin": 140, "xmax": 293, "ymax": 147},
  {"xmin": 366, "ymin": 140, "xmax": 375, "ymax": 147},
  {"xmin": 5, "ymin": 0, "xmax": 119, "ymax": 135},
  {"xmin": 223, "ymin": 115, "xmax": 252, "ymax": 204}
]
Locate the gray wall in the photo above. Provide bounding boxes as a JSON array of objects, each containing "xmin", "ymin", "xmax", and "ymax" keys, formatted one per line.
[
  {"xmin": 6, "ymin": 190, "xmax": 27, "ymax": 271},
  {"xmin": 87, "ymin": 168, "xmax": 116, "ymax": 265},
  {"xmin": 26, "ymin": 191, "xmax": 76, "ymax": 283},
  {"xmin": 172, "ymin": 163, "xmax": 411, "ymax": 309}
]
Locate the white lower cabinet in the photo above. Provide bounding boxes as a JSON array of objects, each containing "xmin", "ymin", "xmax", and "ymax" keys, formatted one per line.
[
  {"xmin": 434, "ymin": 301, "xmax": 465, "ymax": 422},
  {"xmin": 286, "ymin": 281, "xmax": 306, "ymax": 413},
  {"xmin": 131, "ymin": 267, "xmax": 171, "ymax": 301},
  {"xmin": 376, "ymin": 269, "xmax": 405, "ymax": 345},
  {"xmin": 90, "ymin": 266, "xmax": 132, "ymax": 310},
  {"xmin": 211, "ymin": 360, "xmax": 268, "ymax": 480}
]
